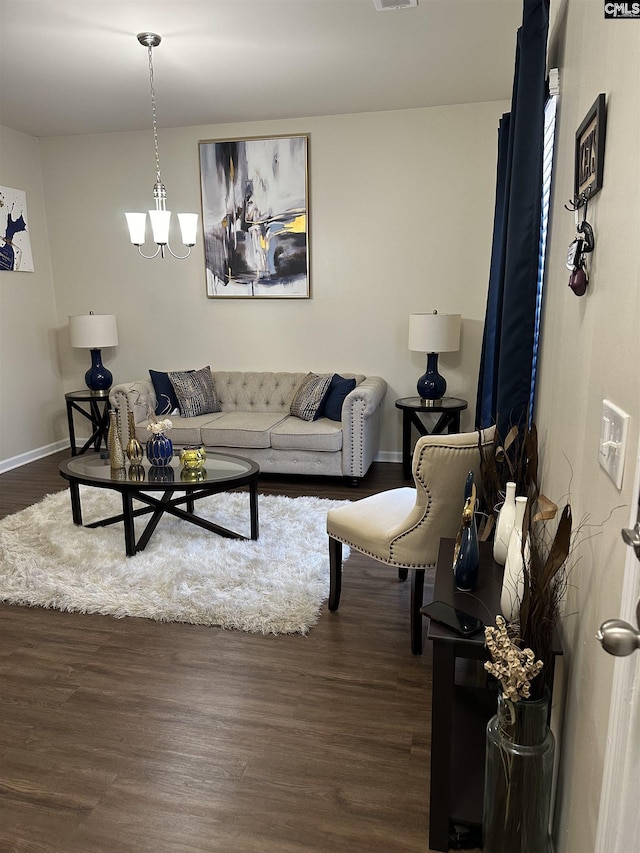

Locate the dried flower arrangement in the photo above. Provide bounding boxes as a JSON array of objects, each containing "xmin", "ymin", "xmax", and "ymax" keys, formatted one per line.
[
  {"xmin": 481, "ymin": 423, "xmax": 572, "ymax": 701},
  {"xmin": 146, "ymin": 405, "xmax": 173, "ymax": 435},
  {"xmin": 485, "ymin": 615, "xmax": 543, "ymax": 701}
]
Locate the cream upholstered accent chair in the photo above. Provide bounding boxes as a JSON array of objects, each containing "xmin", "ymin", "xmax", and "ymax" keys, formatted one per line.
[{"xmin": 326, "ymin": 426, "xmax": 496, "ymax": 654}]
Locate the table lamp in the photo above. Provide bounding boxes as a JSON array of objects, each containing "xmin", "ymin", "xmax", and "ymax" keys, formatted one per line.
[
  {"xmin": 408, "ymin": 311, "xmax": 461, "ymax": 400},
  {"xmin": 69, "ymin": 312, "xmax": 119, "ymax": 395}
]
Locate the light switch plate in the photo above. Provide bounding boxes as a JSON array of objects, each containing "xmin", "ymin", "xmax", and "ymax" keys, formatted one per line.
[{"xmin": 599, "ymin": 399, "xmax": 630, "ymax": 489}]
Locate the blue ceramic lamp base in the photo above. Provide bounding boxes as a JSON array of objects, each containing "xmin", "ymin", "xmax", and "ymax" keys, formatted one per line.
[
  {"xmin": 417, "ymin": 352, "xmax": 446, "ymax": 400},
  {"xmin": 85, "ymin": 348, "xmax": 113, "ymax": 395}
]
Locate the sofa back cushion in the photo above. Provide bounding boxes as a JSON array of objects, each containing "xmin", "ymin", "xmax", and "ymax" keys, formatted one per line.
[
  {"xmin": 210, "ymin": 371, "xmax": 364, "ymax": 414},
  {"xmin": 211, "ymin": 372, "xmax": 307, "ymax": 414}
]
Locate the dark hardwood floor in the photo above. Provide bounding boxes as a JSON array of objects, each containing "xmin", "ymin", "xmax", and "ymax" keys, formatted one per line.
[{"xmin": 0, "ymin": 451, "xmax": 461, "ymax": 853}]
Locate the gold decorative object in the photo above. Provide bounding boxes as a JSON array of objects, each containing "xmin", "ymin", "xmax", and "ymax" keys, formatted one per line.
[
  {"xmin": 180, "ymin": 446, "xmax": 207, "ymax": 470},
  {"xmin": 128, "ymin": 464, "xmax": 146, "ymax": 482},
  {"xmin": 181, "ymin": 467, "xmax": 206, "ymax": 483},
  {"xmin": 126, "ymin": 410, "xmax": 144, "ymax": 463},
  {"xmin": 107, "ymin": 409, "xmax": 125, "ymax": 470}
]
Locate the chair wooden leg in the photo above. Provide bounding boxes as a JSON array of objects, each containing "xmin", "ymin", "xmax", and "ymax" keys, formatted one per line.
[
  {"xmin": 398, "ymin": 569, "xmax": 408, "ymax": 581},
  {"xmin": 411, "ymin": 569, "xmax": 425, "ymax": 655},
  {"xmin": 328, "ymin": 537, "xmax": 343, "ymax": 611}
]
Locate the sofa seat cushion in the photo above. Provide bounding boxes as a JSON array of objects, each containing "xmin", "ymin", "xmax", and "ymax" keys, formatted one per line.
[
  {"xmin": 271, "ymin": 416, "xmax": 343, "ymax": 452},
  {"xmin": 136, "ymin": 413, "xmax": 225, "ymax": 447},
  {"xmin": 201, "ymin": 412, "xmax": 288, "ymax": 449}
]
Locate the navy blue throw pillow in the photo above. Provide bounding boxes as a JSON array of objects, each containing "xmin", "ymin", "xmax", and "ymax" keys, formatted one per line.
[
  {"xmin": 317, "ymin": 374, "xmax": 357, "ymax": 421},
  {"xmin": 149, "ymin": 369, "xmax": 184, "ymax": 416}
]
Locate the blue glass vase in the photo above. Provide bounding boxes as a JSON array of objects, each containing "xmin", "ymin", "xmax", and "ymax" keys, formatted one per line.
[
  {"xmin": 453, "ymin": 482, "xmax": 480, "ymax": 591},
  {"xmin": 146, "ymin": 433, "xmax": 173, "ymax": 467}
]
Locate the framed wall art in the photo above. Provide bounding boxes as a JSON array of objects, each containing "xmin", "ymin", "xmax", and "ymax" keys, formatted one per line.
[
  {"xmin": 199, "ymin": 134, "xmax": 309, "ymax": 298},
  {"xmin": 0, "ymin": 186, "xmax": 34, "ymax": 272},
  {"xmin": 574, "ymin": 94, "xmax": 606, "ymax": 203}
]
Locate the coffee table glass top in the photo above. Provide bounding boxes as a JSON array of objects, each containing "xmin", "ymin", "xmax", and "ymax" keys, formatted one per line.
[{"xmin": 60, "ymin": 451, "xmax": 259, "ymax": 489}]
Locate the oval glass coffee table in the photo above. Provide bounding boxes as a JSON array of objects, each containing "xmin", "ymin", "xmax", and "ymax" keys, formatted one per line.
[{"xmin": 59, "ymin": 452, "xmax": 260, "ymax": 557}]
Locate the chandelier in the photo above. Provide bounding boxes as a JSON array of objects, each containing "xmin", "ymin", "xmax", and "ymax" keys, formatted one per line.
[{"xmin": 125, "ymin": 33, "xmax": 198, "ymax": 259}]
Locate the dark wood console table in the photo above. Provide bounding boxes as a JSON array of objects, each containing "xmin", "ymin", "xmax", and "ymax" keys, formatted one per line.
[{"xmin": 425, "ymin": 538, "xmax": 562, "ymax": 852}]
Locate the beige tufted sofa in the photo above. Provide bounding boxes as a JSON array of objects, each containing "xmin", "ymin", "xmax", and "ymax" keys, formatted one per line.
[{"xmin": 110, "ymin": 371, "xmax": 387, "ymax": 484}]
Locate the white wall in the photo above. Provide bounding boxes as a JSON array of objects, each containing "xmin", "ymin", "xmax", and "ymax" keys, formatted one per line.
[
  {"xmin": 538, "ymin": 2, "xmax": 640, "ymax": 850},
  {"xmin": 0, "ymin": 126, "xmax": 66, "ymax": 469},
  {"xmin": 30, "ymin": 102, "xmax": 506, "ymax": 461}
]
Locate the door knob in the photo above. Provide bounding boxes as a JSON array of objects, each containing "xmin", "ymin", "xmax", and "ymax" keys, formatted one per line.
[
  {"xmin": 621, "ymin": 522, "xmax": 640, "ymax": 559},
  {"xmin": 597, "ymin": 521, "xmax": 640, "ymax": 656},
  {"xmin": 596, "ymin": 618, "xmax": 640, "ymax": 657}
]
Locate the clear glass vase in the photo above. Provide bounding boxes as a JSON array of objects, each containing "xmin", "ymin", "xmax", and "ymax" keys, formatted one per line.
[{"xmin": 483, "ymin": 690, "xmax": 555, "ymax": 853}]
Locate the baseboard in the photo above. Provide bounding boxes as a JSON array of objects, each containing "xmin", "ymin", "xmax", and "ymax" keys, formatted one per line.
[
  {"xmin": 0, "ymin": 439, "xmax": 69, "ymax": 474},
  {"xmin": 374, "ymin": 450, "xmax": 402, "ymax": 464}
]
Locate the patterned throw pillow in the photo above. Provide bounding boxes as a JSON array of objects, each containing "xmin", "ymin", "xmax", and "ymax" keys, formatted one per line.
[
  {"xmin": 290, "ymin": 372, "xmax": 333, "ymax": 422},
  {"xmin": 168, "ymin": 366, "xmax": 221, "ymax": 418}
]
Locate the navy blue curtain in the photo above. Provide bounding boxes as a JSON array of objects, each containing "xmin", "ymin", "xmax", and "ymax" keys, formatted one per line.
[{"xmin": 475, "ymin": 0, "xmax": 549, "ymax": 435}]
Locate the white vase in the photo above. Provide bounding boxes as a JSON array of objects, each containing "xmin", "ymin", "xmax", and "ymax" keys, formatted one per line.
[
  {"xmin": 493, "ymin": 481, "xmax": 516, "ymax": 565},
  {"xmin": 500, "ymin": 496, "xmax": 529, "ymax": 622}
]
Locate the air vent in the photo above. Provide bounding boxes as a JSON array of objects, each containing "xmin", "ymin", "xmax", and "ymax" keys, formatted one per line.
[{"xmin": 374, "ymin": 0, "xmax": 418, "ymax": 10}]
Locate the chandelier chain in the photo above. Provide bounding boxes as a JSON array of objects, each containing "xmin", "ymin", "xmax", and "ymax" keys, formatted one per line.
[{"xmin": 147, "ymin": 43, "xmax": 162, "ymax": 186}]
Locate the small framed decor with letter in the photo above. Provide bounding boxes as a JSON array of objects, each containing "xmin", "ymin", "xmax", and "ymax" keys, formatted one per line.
[
  {"xmin": 574, "ymin": 94, "xmax": 606, "ymax": 202},
  {"xmin": 199, "ymin": 134, "xmax": 309, "ymax": 299}
]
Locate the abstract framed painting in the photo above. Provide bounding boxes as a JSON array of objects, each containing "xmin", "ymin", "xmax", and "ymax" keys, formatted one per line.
[
  {"xmin": 199, "ymin": 135, "xmax": 309, "ymax": 298},
  {"xmin": 0, "ymin": 186, "xmax": 34, "ymax": 272}
]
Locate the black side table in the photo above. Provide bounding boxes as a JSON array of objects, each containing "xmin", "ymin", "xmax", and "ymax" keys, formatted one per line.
[
  {"xmin": 65, "ymin": 390, "xmax": 111, "ymax": 456},
  {"xmin": 395, "ymin": 396, "xmax": 468, "ymax": 478}
]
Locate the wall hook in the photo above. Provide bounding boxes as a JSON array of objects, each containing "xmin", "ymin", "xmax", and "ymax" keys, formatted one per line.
[{"xmin": 564, "ymin": 187, "xmax": 593, "ymax": 213}]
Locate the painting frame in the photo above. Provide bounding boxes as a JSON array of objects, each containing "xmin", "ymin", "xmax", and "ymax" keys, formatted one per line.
[
  {"xmin": 0, "ymin": 185, "xmax": 34, "ymax": 272},
  {"xmin": 199, "ymin": 134, "xmax": 310, "ymax": 299},
  {"xmin": 574, "ymin": 94, "xmax": 606, "ymax": 202}
]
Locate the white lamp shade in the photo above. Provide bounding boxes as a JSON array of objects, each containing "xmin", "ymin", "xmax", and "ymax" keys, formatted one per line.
[
  {"xmin": 149, "ymin": 209, "xmax": 171, "ymax": 244},
  {"xmin": 69, "ymin": 314, "xmax": 119, "ymax": 349},
  {"xmin": 178, "ymin": 213, "xmax": 199, "ymax": 246},
  {"xmin": 125, "ymin": 212, "xmax": 147, "ymax": 245},
  {"xmin": 408, "ymin": 312, "xmax": 461, "ymax": 353}
]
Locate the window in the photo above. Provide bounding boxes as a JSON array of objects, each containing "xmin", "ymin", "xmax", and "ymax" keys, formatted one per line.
[{"xmin": 529, "ymin": 77, "xmax": 559, "ymax": 424}]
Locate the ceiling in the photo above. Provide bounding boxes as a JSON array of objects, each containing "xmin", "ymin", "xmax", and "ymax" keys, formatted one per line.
[{"xmin": 0, "ymin": 0, "xmax": 522, "ymax": 139}]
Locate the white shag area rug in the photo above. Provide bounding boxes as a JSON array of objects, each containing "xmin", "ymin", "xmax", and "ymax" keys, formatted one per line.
[{"xmin": 0, "ymin": 488, "xmax": 349, "ymax": 635}]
